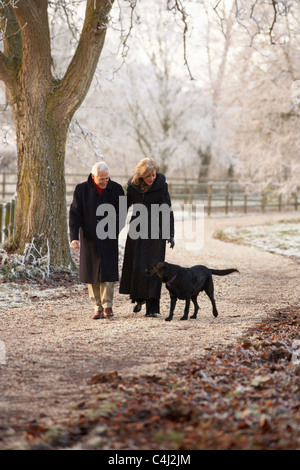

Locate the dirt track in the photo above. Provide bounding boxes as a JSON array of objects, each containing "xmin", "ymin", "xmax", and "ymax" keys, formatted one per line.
[{"xmin": 0, "ymin": 211, "xmax": 299, "ymax": 449}]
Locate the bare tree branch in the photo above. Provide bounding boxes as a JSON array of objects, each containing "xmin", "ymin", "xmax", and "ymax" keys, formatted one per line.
[
  {"xmin": 53, "ymin": 0, "xmax": 114, "ymax": 122},
  {"xmin": 117, "ymin": 0, "xmax": 139, "ymax": 59},
  {"xmin": 167, "ymin": 0, "xmax": 194, "ymax": 80},
  {"xmin": 233, "ymin": 0, "xmax": 296, "ymax": 46}
]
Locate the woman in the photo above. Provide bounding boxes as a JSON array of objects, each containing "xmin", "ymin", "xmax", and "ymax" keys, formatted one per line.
[{"xmin": 120, "ymin": 158, "xmax": 174, "ymax": 317}]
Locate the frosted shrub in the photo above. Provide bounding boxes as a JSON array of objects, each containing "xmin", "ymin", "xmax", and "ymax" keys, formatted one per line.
[{"xmin": 0, "ymin": 239, "xmax": 50, "ymax": 279}]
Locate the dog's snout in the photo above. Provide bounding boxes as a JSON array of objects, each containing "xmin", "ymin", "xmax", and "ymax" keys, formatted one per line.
[{"xmin": 146, "ymin": 265, "xmax": 156, "ymax": 276}]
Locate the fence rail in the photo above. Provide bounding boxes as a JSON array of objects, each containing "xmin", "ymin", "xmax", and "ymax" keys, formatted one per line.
[{"xmin": 0, "ymin": 173, "xmax": 299, "ymax": 246}]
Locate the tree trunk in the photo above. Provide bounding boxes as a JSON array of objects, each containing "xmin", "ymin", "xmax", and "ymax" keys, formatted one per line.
[
  {"xmin": 11, "ymin": 99, "xmax": 71, "ymax": 266},
  {"xmin": 0, "ymin": 0, "xmax": 114, "ymax": 267},
  {"xmin": 198, "ymin": 146, "xmax": 212, "ymax": 181}
]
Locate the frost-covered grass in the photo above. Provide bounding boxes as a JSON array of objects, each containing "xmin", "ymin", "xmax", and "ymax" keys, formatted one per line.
[
  {"xmin": 0, "ymin": 240, "xmax": 51, "ymax": 280},
  {"xmin": 0, "ymin": 249, "xmax": 50, "ymax": 280},
  {"xmin": 0, "ymin": 281, "xmax": 85, "ymax": 308},
  {"xmin": 0, "ymin": 241, "xmax": 82, "ymax": 308},
  {"xmin": 216, "ymin": 219, "xmax": 300, "ymax": 260}
]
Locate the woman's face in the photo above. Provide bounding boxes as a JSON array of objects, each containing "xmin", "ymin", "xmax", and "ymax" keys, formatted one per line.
[{"xmin": 143, "ymin": 171, "xmax": 156, "ymax": 186}]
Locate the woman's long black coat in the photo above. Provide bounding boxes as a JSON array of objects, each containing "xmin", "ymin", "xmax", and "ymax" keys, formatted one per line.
[
  {"xmin": 69, "ymin": 174, "xmax": 125, "ymax": 284},
  {"xmin": 119, "ymin": 173, "xmax": 174, "ymax": 302}
]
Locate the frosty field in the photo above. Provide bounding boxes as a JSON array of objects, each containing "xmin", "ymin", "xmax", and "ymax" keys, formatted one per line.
[{"xmin": 216, "ymin": 219, "xmax": 300, "ymax": 260}]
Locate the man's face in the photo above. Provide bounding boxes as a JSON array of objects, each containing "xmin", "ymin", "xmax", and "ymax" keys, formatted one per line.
[{"xmin": 93, "ymin": 170, "xmax": 109, "ymax": 189}]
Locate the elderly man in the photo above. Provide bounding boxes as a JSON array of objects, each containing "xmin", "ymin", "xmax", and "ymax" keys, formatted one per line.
[{"xmin": 69, "ymin": 162, "xmax": 124, "ymax": 319}]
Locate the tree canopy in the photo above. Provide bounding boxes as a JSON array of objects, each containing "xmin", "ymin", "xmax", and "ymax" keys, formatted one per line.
[{"xmin": 0, "ymin": 0, "xmax": 299, "ymax": 267}]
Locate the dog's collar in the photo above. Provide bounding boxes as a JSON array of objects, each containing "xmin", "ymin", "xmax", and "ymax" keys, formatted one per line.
[{"xmin": 167, "ymin": 274, "xmax": 177, "ymax": 287}]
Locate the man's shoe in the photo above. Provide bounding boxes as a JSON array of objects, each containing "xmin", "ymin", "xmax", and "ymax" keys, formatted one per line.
[
  {"xmin": 92, "ymin": 310, "xmax": 103, "ymax": 319},
  {"xmin": 104, "ymin": 308, "xmax": 114, "ymax": 317}
]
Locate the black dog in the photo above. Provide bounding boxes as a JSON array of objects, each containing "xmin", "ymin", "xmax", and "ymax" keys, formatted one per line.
[{"xmin": 148, "ymin": 261, "xmax": 239, "ymax": 321}]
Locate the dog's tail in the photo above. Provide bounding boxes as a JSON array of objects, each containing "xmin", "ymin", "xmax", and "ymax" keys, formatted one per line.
[{"xmin": 210, "ymin": 268, "xmax": 239, "ymax": 276}]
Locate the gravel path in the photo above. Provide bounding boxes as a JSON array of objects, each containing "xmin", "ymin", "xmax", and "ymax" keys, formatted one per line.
[{"xmin": 0, "ymin": 211, "xmax": 299, "ymax": 449}]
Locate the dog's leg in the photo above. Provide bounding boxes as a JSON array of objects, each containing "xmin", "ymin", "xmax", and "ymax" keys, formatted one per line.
[
  {"xmin": 165, "ymin": 294, "xmax": 177, "ymax": 321},
  {"xmin": 204, "ymin": 277, "xmax": 219, "ymax": 317},
  {"xmin": 180, "ymin": 297, "xmax": 190, "ymax": 320},
  {"xmin": 190, "ymin": 295, "xmax": 199, "ymax": 319}
]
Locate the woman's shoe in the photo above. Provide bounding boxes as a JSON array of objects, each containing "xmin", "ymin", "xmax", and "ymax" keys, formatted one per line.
[
  {"xmin": 145, "ymin": 298, "xmax": 160, "ymax": 317},
  {"xmin": 133, "ymin": 300, "xmax": 145, "ymax": 313}
]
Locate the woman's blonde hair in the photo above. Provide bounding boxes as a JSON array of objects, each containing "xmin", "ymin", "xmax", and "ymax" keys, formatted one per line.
[{"xmin": 131, "ymin": 158, "xmax": 159, "ymax": 185}]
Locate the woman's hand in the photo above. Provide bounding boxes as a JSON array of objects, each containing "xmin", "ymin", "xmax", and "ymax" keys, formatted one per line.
[{"xmin": 167, "ymin": 237, "xmax": 175, "ymax": 249}]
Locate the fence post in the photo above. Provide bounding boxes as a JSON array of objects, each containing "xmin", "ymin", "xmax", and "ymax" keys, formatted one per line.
[
  {"xmin": 243, "ymin": 188, "xmax": 248, "ymax": 214},
  {"xmin": 294, "ymin": 193, "xmax": 298, "ymax": 211},
  {"xmin": 225, "ymin": 183, "xmax": 229, "ymax": 214},
  {"xmin": 1, "ymin": 172, "xmax": 6, "ymax": 200},
  {"xmin": 261, "ymin": 192, "xmax": 266, "ymax": 213},
  {"xmin": 244, "ymin": 194, "xmax": 247, "ymax": 214},
  {"xmin": 207, "ymin": 184, "xmax": 212, "ymax": 216},
  {"xmin": 184, "ymin": 181, "xmax": 189, "ymax": 203},
  {"xmin": 3, "ymin": 202, "xmax": 11, "ymax": 239},
  {"xmin": 10, "ymin": 198, "xmax": 16, "ymax": 235},
  {"xmin": 278, "ymin": 194, "xmax": 282, "ymax": 212},
  {"xmin": 0, "ymin": 204, "xmax": 3, "ymax": 244},
  {"xmin": 189, "ymin": 184, "xmax": 194, "ymax": 204}
]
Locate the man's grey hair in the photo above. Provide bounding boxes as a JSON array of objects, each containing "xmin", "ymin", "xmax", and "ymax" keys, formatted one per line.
[{"xmin": 91, "ymin": 161, "xmax": 110, "ymax": 176}]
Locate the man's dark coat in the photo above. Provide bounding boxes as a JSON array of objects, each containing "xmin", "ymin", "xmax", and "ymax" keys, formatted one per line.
[{"xmin": 69, "ymin": 174, "xmax": 125, "ymax": 284}]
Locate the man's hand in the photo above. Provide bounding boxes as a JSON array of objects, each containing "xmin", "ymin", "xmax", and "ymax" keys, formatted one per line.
[{"xmin": 71, "ymin": 240, "xmax": 80, "ymax": 249}]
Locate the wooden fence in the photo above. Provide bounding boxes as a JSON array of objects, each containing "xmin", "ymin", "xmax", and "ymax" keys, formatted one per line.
[
  {"xmin": 0, "ymin": 198, "xmax": 15, "ymax": 245},
  {"xmin": 167, "ymin": 181, "xmax": 299, "ymax": 215},
  {"xmin": 0, "ymin": 173, "xmax": 299, "ymax": 246}
]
